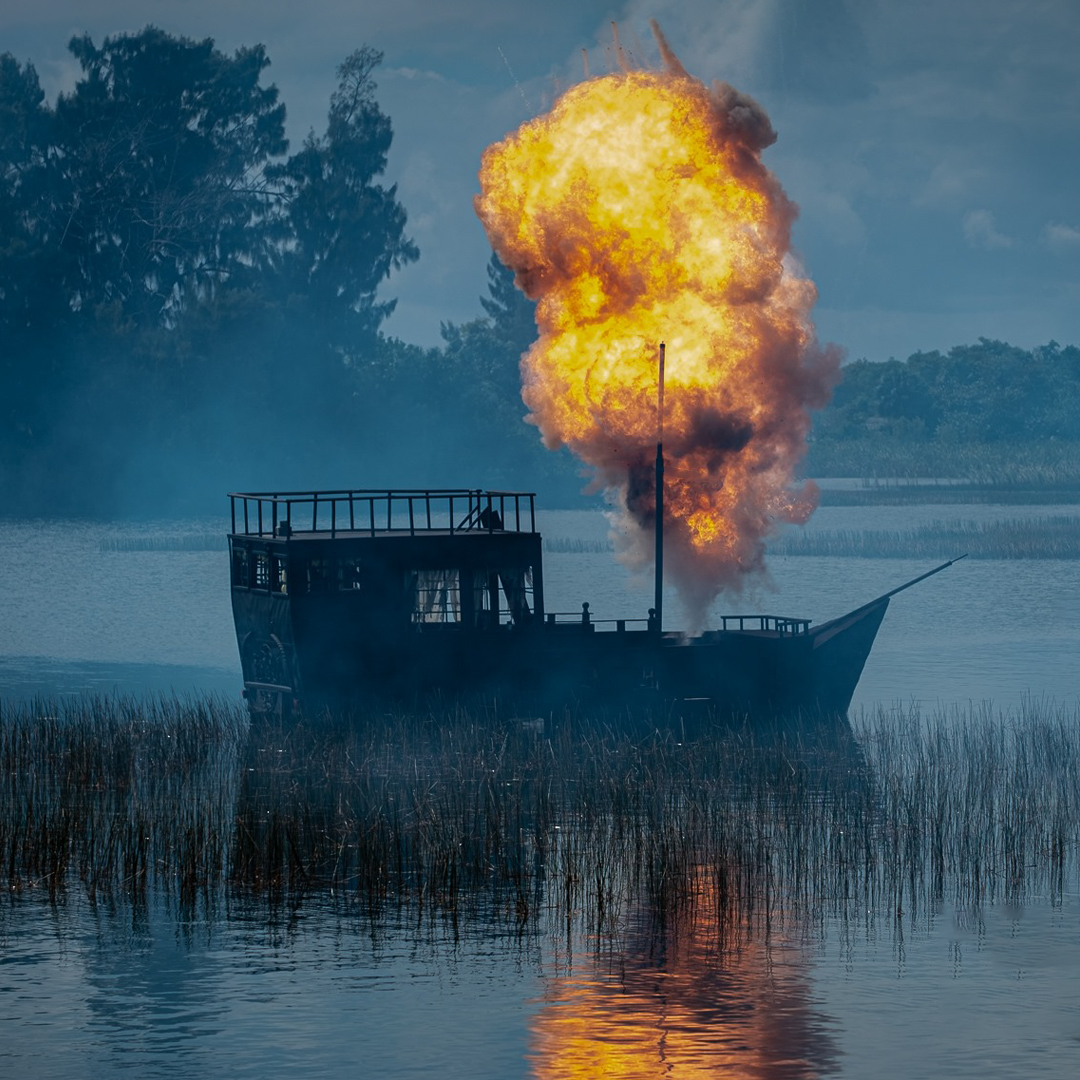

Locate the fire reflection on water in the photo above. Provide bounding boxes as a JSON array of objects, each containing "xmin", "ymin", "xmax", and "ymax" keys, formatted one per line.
[{"xmin": 529, "ymin": 891, "xmax": 839, "ymax": 1079}]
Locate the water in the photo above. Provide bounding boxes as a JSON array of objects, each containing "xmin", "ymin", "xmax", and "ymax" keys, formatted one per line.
[
  {"xmin": 1, "ymin": 897, "xmax": 538, "ymax": 1080},
  {"xmin": 4, "ymin": 507, "xmax": 1077, "ymax": 711},
  {"xmin": 2, "ymin": 506, "xmax": 1080, "ymax": 1077},
  {"xmin": 4, "ymin": 890, "xmax": 1080, "ymax": 1077}
]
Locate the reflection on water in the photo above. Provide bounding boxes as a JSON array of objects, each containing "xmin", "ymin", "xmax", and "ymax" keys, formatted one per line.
[
  {"xmin": 0, "ymin": 892, "xmax": 539, "ymax": 1080},
  {"xmin": 3, "ymin": 698, "xmax": 1080, "ymax": 1078},
  {"xmin": 531, "ymin": 901, "xmax": 838, "ymax": 1079}
]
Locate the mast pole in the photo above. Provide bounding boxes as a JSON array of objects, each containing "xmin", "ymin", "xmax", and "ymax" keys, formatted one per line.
[{"xmin": 654, "ymin": 342, "xmax": 665, "ymax": 633}]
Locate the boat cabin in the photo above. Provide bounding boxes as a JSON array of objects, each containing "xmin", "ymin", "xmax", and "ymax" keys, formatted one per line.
[{"xmin": 229, "ymin": 489, "xmax": 553, "ymax": 713}]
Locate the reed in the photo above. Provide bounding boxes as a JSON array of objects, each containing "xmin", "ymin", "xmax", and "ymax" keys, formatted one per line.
[
  {"xmin": 0, "ymin": 695, "xmax": 246, "ymax": 908},
  {"xmin": 2, "ymin": 696, "xmax": 1078, "ymax": 934},
  {"xmin": 544, "ymin": 537, "xmax": 614, "ymax": 554},
  {"xmin": 770, "ymin": 517, "xmax": 1080, "ymax": 559},
  {"xmin": 99, "ymin": 534, "xmax": 228, "ymax": 552}
]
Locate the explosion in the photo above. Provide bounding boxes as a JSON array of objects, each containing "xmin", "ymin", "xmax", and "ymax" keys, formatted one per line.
[{"xmin": 475, "ymin": 26, "xmax": 839, "ymax": 627}]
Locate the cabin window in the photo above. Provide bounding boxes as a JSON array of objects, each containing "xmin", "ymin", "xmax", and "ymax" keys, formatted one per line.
[
  {"xmin": 254, "ymin": 552, "xmax": 271, "ymax": 589},
  {"xmin": 471, "ymin": 566, "xmax": 534, "ymax": 626},
  {"xmin": 499, "ymin": 566, "xmax": 533, "ymax": 624},
  {"xmin": 302, "ymin": 557, "xmax": 363, "ymax": 594},
  {"xmin": 271, "ymin": 557, "xmax": 287, "ymax": 593},
  {"xmin": 305, "ymin": 558, "xmax": 332, "ymax": 593},
  {"xmin": 337, "ymin": 558, "xmax": 363, "ymax": 591},
  {"xmin": 411, "ymin": 569, "xmax": 460, "ymax": 624},
  {"xmin": 232, "ymin": 547, "xmax": 250, "ymax": 588}
]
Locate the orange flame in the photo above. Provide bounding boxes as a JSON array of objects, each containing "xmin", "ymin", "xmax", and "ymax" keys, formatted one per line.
[{"xmin": 476, "ymin": 29, "xmax": 838, "ymax": 626}]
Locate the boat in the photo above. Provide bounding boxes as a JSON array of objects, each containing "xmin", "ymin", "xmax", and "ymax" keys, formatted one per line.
[{"xmin": 227, "ymin": 486, "xmax": 963, "ymax": 721}]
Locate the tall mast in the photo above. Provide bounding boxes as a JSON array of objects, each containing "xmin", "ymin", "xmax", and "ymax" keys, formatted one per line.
[{"xmin": 654, "ymin": 342, "xmax": 665, "ymax": 633}]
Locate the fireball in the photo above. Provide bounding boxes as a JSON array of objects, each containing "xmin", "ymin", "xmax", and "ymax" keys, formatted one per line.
[{"xmin": 476, "ymin": 27, "xmax": 838, "ymax": 626}]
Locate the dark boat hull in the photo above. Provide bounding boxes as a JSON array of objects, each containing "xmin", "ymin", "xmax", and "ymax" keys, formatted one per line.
[{"xmin": 231, "ymin": 590, "xmax": 888, "ymax": 721}]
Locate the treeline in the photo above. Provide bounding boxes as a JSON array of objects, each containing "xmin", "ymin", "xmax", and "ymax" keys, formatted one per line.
[
  {"xmin": 817, "ymin": 340, "xmax": 1080, "ymax": 443},
  {"xmin": 806, "ymin": 340, "xmax": 1080, "ymax": 484},
  {"xmin": 0, "ymin": 27, "xmax": 569, "ymax": 517},
  {"xmin": 3, "ymin": 28, "xmax": 1077, "ymax": 516}
]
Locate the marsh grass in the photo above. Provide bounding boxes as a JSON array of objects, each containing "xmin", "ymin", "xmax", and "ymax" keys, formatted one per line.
[
  {"xmin": 2, "ymin": 697, "xmax": 1078, "ymax": 934},
  {"xmin": 99, "ymin": 534, "xmax": 227, "ymax": 552},
  {"xmin": 0, "ymin": 696, "xmax": 245, "ymax": 909},
  {"xmin": 545, "ymin": 537, "xmax": 613, "ymax": 553},
  {"xmin": 547, "ymin": 519, "xmax": 1080, "ymax": 559},
  {"xmin": 770, "ymin": 516, "xmax": 1080, "ymax": 559}
]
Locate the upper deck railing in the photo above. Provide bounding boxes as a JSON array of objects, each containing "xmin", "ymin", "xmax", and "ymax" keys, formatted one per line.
[{"xmin": 228, "ymin": 488, "xmax": 537, "ymax": 539}]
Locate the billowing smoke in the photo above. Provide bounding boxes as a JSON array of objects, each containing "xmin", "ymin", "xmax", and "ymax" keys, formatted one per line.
[{"xmin": 476, "ymin": 26, "xmax": 838, "ymax": 628}]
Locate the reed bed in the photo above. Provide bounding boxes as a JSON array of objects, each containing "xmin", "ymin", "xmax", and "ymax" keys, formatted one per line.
[
  {"xmin": 770, "ymin": 516, "xmax": 1080, "ymax": 559},
  {"xmin": 2, "ymin": 697, "xmax": 1079, "ymax": 933},
  {"xmin": 0, "ymin": 696, "xmax": 246, "ymax": 907},
  {"xmin": 545, "ymin": 537, "xmax": 613, "ymax": 554},
  {"xmin": 548, "ymin": 518, "xmax": 1080, "ymax": 559},
  {"xmin": 99, "ymin": 534, "xmax": 228, "ymax": 552}
]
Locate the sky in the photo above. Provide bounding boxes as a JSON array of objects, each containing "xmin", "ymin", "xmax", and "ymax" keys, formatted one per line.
[{"xmin": 3, "ymin": 0, "xmax": 1079, "ymax": 363}]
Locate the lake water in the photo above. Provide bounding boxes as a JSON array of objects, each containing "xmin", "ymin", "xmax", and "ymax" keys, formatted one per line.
[
  {"xmin": 2, "ymin": 505, "xmax": 1077, "ymax": 713},
  {"xmin": 2, "ymin": 504, "xmax": 1079, "ymax": 1077}
]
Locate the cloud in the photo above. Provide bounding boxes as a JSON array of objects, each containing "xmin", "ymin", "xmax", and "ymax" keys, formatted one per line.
[
  {"xmin": 390, "ymin": 68, "xmax": 447, "ymax": 83},
  {"xmin": 916, "ymin": 159, "xmax": 989, "ymax": 208},
  {"xmin": 1042, "ymin": 222, "xmax": 1080, "ymax": 250},
  {"xmin": 962, "ymin": 210, "xmax": 1013, "ymax": 250}
]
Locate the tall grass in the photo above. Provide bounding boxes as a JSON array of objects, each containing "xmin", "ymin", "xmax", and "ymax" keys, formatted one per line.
[
  {"xmin": 0, "ymin": 696, "xmax": 245, "ymax": 906},
  {"xmin": 770, "ymin": 517, "xmax": 1080, "ymax": 559},
  {"xmin": 2, "ymin": 697, "xmax": 1078, "ymax": 933},
  {"xmin": 99, "ymin": 534, "xmax": 227, "ymax": 552}
]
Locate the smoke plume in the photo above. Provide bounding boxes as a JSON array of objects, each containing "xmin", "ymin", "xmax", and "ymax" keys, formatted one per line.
[{"xmin": 476, "ymin": 29, "xmax": 839, "ymax": 628}]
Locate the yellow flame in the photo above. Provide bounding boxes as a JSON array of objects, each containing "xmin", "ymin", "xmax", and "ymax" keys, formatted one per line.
[{"xmin": 477, "ymin": 44, "xmax": 837, "ymax": 625}]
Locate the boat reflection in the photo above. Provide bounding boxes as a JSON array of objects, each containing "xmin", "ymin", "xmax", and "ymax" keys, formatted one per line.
[{"xmin": 530, "ymin": 894, "xmax": 839, "ymax": 1078}]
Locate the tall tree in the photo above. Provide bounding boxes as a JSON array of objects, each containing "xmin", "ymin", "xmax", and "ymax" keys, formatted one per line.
[
  {"xmin": 271, "ymin": 46, "xmax": 417, "ymax": 348},
  {"xmin": 52, "ymin": 27, "xmax": 287, "ymax": 326},
  {"xmin": 0, "ymin": 55, "xmax": 67, "ymax": 458},
  {"xmin": 0, "ymin": 54, "xmax": 55, "ymax": 307}
]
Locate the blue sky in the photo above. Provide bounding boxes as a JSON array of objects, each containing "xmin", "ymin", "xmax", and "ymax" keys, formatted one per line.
[{"xmin": 3, "ymin": 0, "xmax": 1079, "ymax": 362}]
